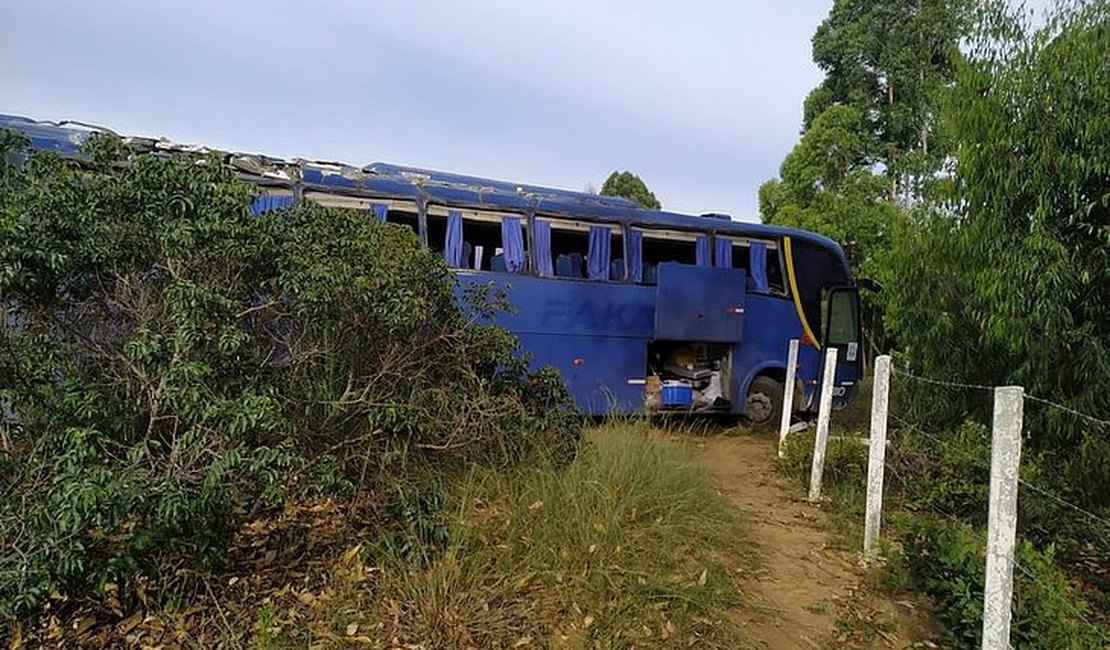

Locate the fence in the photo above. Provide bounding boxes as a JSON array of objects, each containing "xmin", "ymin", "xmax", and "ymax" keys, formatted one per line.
[{"xmin": 779, "ymin": 341, "xmax": 1110, "ymax": 650}]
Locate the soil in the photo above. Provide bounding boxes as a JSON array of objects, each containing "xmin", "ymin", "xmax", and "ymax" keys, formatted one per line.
[{"xmin": 692, "ymin": 430, "xmax": 939, "ymax": 650}]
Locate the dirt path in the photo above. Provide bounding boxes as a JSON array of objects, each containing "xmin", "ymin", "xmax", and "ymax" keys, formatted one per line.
[{"xmin": 692, "ymin": 432, "xmax": 935, "ymax": 649}]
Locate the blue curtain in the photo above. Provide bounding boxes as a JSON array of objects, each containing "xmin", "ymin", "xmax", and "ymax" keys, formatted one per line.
[
  {"xmin": 371, "ymin": 203, "xmax": 388, "ymax": 222},
  {"xmin": 502, "ymin": 216, "xmax": 525, "ymax": 272},
  {"xmin": 587, "ymin": 226, "xmax": 612, "ymax": 280},
  {"xmin": 627, "ymin": 228, "xmax": 643, "ymax": 282},
  {"xmin": 250, "ymin": 195, "xmax": 295, "ymax": 215},
  {"xmin": 444, "ymin": 210, "xmax": 464, "ymax": 267},
  {"xmin": 695, "ymin": 234, "xmax": 711, "ymax": 267},
  {"xmin": 749, "ymin": 242, "xmax": 770, "ymax": 293},
  {"xmin": 533, "ymin": 219, "xmax": 554, "ymax": 277},
  {"xmin": 714, "ymin": 237, "xmax": 732, "ymax": 268}
]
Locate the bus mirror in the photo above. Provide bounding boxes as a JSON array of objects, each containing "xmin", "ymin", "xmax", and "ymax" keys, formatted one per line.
[{"xmin": 857, "ymin": 278, "xmax": 883, "ymax": 293}]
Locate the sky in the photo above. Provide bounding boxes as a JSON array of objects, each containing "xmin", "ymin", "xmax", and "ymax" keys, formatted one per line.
[{"xmin": 4, "ymin": 1, "xmax": 842, "ymax": 220}]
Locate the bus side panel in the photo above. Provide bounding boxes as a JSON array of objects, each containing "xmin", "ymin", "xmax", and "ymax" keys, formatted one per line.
[
  {"xmin": 732, "ymin": 294, "xmax": 821, "ymax": 410},
  {"xmin": 456, "ymin": 272, "xmax": 655, "ymax": 415},
  {"xmin": 517, "ymin": 333, "xmax": 646, "ymax": 414}
]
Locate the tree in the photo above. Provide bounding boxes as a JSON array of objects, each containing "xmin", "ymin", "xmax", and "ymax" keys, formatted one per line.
[
  {"xmin": 761, "ymin": 0, "xmax": 972, "ymax": 272},
  {"xmin": 760, "ymin": 104, "xmax": 902, "ymax": 285},
  {"xmin": 806, "ymin": 0, "xmax": 971, "ymax": 204},
  {"xmin": 881, "ymin": 0, "xmax": 1110, "ymax": 614},
  {"xmin": 886, "ymin": 0, "xmax": 1110, "ymax": 447},
  {"xmin": 600, "ymin": 171, "xmax": 661, "ymax": 210}
]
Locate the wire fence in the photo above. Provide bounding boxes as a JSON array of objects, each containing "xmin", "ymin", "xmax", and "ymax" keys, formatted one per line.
[{"xmin": 791, "ymin": 348, "xmax": 1110, "ymax": 648}]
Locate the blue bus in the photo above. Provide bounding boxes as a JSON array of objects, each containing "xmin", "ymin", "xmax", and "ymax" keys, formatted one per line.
[{"xmin": 0, "ymin": 114, "xmax": 862, "ymax": 424}]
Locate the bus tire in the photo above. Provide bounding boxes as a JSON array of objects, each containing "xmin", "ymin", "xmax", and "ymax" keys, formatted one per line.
[{"xmin": 745, "ymin": 376, "xmax": 783, "ymax": 428}]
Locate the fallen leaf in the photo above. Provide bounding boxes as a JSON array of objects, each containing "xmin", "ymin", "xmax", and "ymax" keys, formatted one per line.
[
  {"xmin": 346, "ymin": 622, "xmax": 359, "ymax": 636},
  {"xmin": 697, "ymin": 569, "xmax": 708, "ymax": 586},
  {"xmin": 342, "ymin": 544, "xmax": 363, "ymax": 564},
  {"xmin": 583, "ymin": 615, "xmax": 594, "ymax": 629},
  {"xmin": 8, "ymin": 621, "xmax": 22, "ymax": 650},
  {"xmin": 528, "ymin": 500, "xmax": 544, "ymax": 511},
  {"xmin": 513, "ymin": 636, "xmax": 533, "ymax": 647},
  {"xmin": 117, "ymin": 612, "xmax": 143, "ymax": 635}
]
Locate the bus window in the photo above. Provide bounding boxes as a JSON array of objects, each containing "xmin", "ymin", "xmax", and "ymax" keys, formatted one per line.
[
  {"xmin": 302, "ymin": 192, "xmax": 419, "ymax": 234},
  {"xmin": 791, "ymin": 239, "xmax": 852, "ymax": 341},
  {"xmin": 715, "ymin": 237, "xmax": 787, "ymax": 296},
  {"xmin": 640, "ymin": 230, "xmax": 700, "ymax": 284},
  {"xmin": 545, "ymin": 219, "xmax": 621, "ymax": 281},
  {"xmin": 824, "ymin": 288, "xmax": 859, "ymax": 348},
  {"xmin": 426, "ymin": 206, "xmax": 527, "ymax": 272},
  {"xmin": 608, "ymin": 229, "xmax": 625, "ymax": 281},
  {"xmin": 768, "ymin": 248, "xmax": 786, "ymax": 295},
  {"xmin": 550, "ymin": 222, "xmax": 587, "ymax": 278},
  {"xmin": 426, "ymin": 211, "xmax": 447, "ymax": 256},
  {"xmin": 461, "ymin": 215, "xmax": 502, "ymax": 271}
]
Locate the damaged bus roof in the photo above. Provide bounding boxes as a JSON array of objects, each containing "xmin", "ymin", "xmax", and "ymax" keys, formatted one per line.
[{"xmin": 0, "ymin": 113, "xmax": 846, "ymax": 253}]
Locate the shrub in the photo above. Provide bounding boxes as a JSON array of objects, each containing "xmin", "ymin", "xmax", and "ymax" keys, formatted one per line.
[
  {"xmin": 0, "ymin": 133, "xmax": 578, "ymax": 619},
  {"xmin": 894, "ymin": 516, "xmax": 1107, "ymax": 648},
  {"xmin": 778, "ymin": 431, "xmax": 868, "ymax": 513}
]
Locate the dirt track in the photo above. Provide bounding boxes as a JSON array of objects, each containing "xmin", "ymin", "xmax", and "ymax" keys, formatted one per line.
[{"xmin": 693, "ymin": 432, "xmax": 936, "ymax": 649}]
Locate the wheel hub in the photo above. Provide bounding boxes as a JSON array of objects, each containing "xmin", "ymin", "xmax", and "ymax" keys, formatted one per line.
[{"xmin": 746, "ymin": 391, "xmax": 773, "ymax": 424}]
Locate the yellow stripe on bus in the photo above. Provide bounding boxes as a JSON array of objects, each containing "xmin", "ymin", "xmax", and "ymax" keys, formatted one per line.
[{"xmin": 783, "ymin": 236, "xmax": 820, "ymax": 350}]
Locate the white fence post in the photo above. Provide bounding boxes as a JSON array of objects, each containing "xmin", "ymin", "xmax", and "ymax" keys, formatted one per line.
[
  {"xmin": 808, "ymin": 346, "xmax": 838, "ymax": 502},
  {"xmin": 863, "ymin": 354, "xmax": 892, "ymax": 557},
  {"xmin": 982, "ymin": 386, "xmax": 1024, "ymax": 650},
  {"xmin": 778, "ymin": 338, "xmax": 800, "ymax": 458}
]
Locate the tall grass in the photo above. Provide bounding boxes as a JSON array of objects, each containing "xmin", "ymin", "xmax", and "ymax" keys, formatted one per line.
[{"xmin": 259, "ymin": 421, "xmax": 751, "ymax": 649}]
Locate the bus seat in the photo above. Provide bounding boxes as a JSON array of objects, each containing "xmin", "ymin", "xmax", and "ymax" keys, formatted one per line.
[
  {"xmin": 568, "ymin": 252, "xmax": 585, "ymax": 278},
  {"xmin": 609, "ymin": 259, "xmax": 626, "ymax": 281},
  {"xmin": 555, "ymin": 254, "xmax": 574, "ymax": 277},
  {"xmin": 491, "ymin": 254, "xmax": 508, "ymax": 272},
  {"xmin": 461, "ymin": 242, "xmax": 473, "ymax": 268}
]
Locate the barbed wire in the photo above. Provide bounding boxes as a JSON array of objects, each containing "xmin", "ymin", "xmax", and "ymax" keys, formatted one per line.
[
  {"xmin": 890, "ymin": 365, "xmax": 996, "ymax": 392},
  {"xmin": 884, "ymin": 407, "xmax": 1110, "ymax": 643},
  {"xmin": 1011, "ymin": 557, "xmax": 1110, "ymax": 642},
  {"xmin": 1016, "ymin": 478, "xmax": 1110, "ymax": 539},
  {"xmin": 889, "ymin": 414, "xmax": 1110, "ymax": 537},
  {"xmin": 889, "ymin": 412, "xmax": 993, "ymax": 451},
  {"xmin": 1023, "ymin": 393, "xmax": 1110, "ymax": 430}
]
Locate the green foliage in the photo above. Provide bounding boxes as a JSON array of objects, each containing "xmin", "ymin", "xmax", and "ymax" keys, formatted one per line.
[
  {"xmin": 893, "ymin": 516, "xmax": 1107, "ymax": 648},
  {"xmin": 600, "ymin": 170, "xmax": 661, "ymax": 210},
  {"xmin": 878, "ymin": 0, "xmax": 1110, "ymax": 614},
  {"xmin": 888, "ymin": 420, "xmax": 992, "ymax": 521},
  {"xmin": 761, "ymin": 0, "xmax": 971, "ymax": 294},
  {"xmin": 808, "ymin": 0, "xmax": 970, "ymax": 192},
  {"xmin": 888, "ymin": 0, "xmax": 1110, "ymax": 442},
  {"xmin": 778, "ymin": 432, "xmax": 868, "ymax": 515},
  {"xmin": 0, "ymin": 134, "xmax": 579, "ymax": 620}
]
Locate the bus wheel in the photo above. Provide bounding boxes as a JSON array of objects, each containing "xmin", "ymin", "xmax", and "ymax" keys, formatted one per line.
[{"xmin": 745, "ymin": 376, "xmax": 783, "ymax": 428}]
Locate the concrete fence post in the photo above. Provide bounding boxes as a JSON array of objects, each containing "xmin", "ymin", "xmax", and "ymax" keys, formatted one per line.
[
  {"xmin": 808, "ymin": 346, "xmax": 838, "ymax": 502},
  {"xmin": 863, "ymin": 355, "xmax": 892, "ymax": 556},
  {"xmin": 778, "ymin": 339, "xmax": 800, "ymax": 458},
  {"xmin": 982, "ymin": 385, "xmax": 1024, "ymax": 650}
]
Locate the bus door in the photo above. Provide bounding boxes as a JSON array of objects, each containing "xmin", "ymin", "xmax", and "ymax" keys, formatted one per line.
[
  {"xmin": 654, "ymin": 263, "xmax": 747, "ymax": 342},
  {"xmin": 822, "ymin": 286, "xmax": 862, "ymax": 405}
]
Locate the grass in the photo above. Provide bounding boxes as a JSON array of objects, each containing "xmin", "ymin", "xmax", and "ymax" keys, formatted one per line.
[{"xmin": 245, "ymin": 421, "xmax": 751, "ymax": 649}]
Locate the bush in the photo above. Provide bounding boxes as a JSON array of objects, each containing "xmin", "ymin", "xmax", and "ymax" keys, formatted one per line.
[
  {"xmin": 0, "ymin": 133, "xmax": 578, "ymax": 619},
  {"xmin": 778, "ymin": 431, "xmax": 869, "ymax": 513},
  {"xmin": 893, "ymin": 516, "xmax": 1107, "ymax": 648},
  {"xmin": 888, "ymin": 419, "xmax": 992, "ymax": 521}
]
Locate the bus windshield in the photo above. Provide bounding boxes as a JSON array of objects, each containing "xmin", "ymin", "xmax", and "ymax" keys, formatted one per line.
[{"xmin": 790, "ymin": 239, "xmax": 852, "ymax": 342}]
